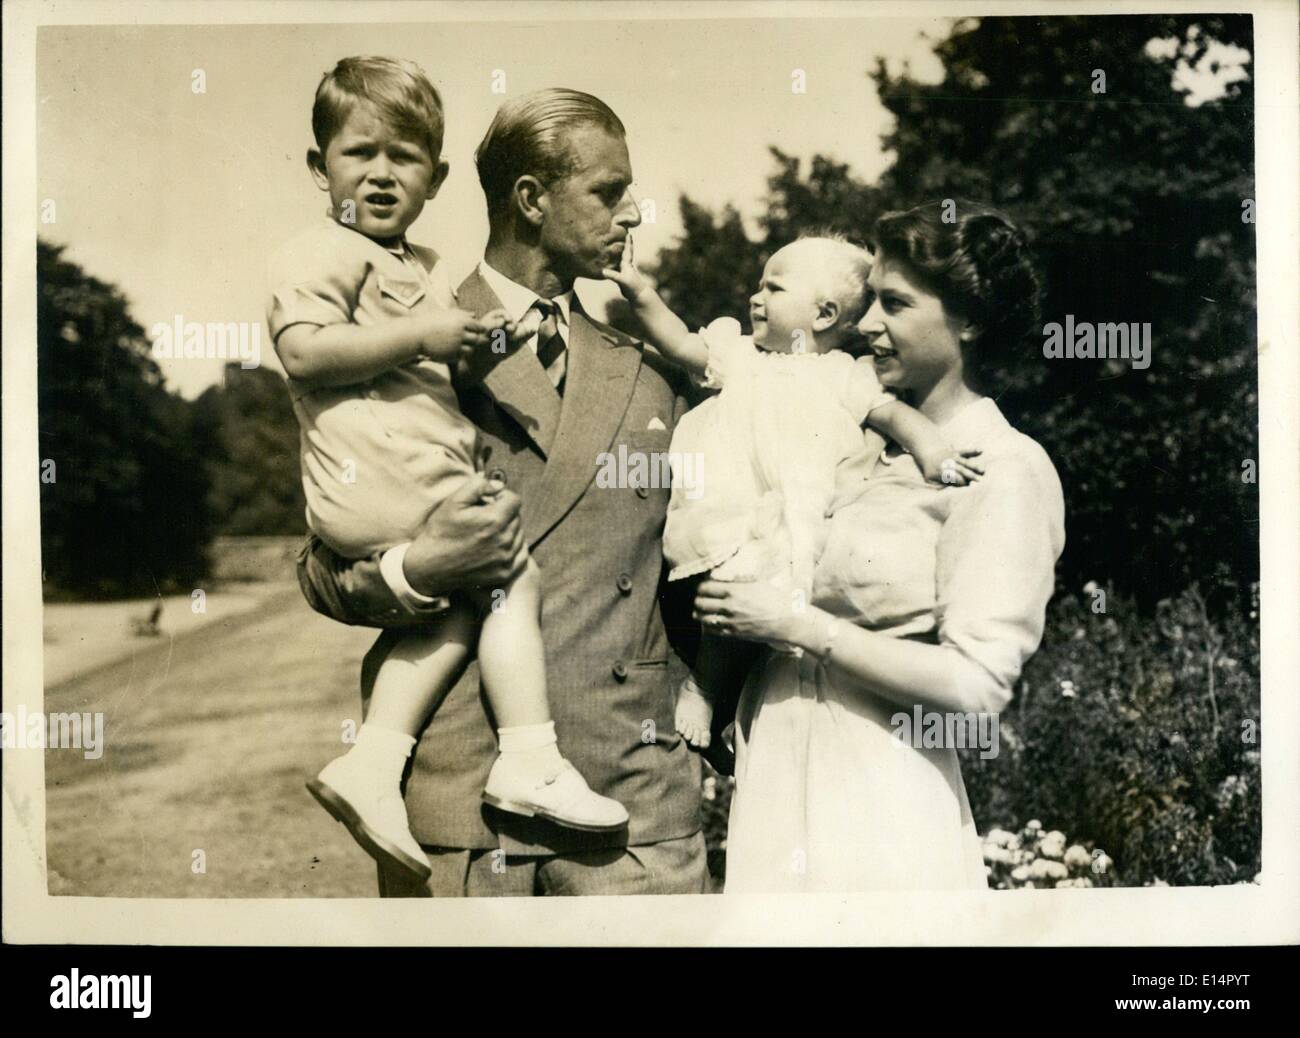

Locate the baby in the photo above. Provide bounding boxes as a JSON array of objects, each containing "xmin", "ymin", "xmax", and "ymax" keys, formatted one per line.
[
  {"xmin": 605, "ymin": 235, "xmax": 982, "ymax": 747},
  {"xmin": 267, "ymin": 57, "xmax": 626, "ymax": 882}
]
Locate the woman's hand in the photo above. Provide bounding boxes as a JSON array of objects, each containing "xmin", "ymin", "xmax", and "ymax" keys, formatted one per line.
[{"xmin": 694, "ymin": 578, "xmax": 814, "ymax": 647}]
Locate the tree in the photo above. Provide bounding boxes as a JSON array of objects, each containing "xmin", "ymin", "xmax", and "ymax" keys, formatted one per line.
[
  {"xmin": 649, "ymin": 14, "xmax": 1257, "ymax": 609},
  {"xmin": 193, "ymin": 365, "xmax": 306, "ymax": 536},
  {"xmin": 38, "ymin": 240, "xmax": 215, "ymax": 598}
]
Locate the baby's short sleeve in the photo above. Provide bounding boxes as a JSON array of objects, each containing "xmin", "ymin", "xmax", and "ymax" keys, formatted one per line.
[
  {"xmin": 266, "ymin": 226, "xmax": 364, "ymax": 342},
  {"xmin": 696, "ymin": 316, "xmax": 758, "ymax": 389},
  {"xmin": 840, "ymin": 355, "xmax": 895, "ymax": 423}
]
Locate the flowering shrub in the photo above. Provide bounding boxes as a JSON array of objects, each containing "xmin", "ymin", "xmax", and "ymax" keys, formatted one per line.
[
  {"xmin": 982, "ymin": 820, "xmax": 1114, "ymax": 889},
  {"xmin": 962, "ymin": 584, "xmax": 1261, "ymax": 886}
]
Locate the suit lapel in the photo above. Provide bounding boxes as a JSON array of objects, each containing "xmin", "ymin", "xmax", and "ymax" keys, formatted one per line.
[
  {"xmin": 524, "ymin": 306, "xmax": 642, "ymax": 543},
  {"xmin": 456, "ymin": 268, "xmax": 562, "ymax": 457}
]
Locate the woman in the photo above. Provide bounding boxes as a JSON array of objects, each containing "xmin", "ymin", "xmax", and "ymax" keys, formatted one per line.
[{"xmin": 695, "ymin": 202, "xmax": 1065, "ymax": 892}]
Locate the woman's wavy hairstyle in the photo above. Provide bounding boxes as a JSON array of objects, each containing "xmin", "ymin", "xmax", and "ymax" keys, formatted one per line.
[{"xmin": 870, "ymin": 201, "xmax": 1041, "ymax": 392}]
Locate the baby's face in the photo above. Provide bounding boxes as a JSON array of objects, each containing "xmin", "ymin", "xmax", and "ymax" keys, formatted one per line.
[
  {"xmin": 310, "ymin": 103, "xmax": 448, "ymax": 245},
  {"xmin": 748, "ymin": 245, "xmax": 825, "ymax": 354}
]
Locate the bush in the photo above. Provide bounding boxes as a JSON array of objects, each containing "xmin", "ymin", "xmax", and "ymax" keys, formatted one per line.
[{"xmin": 962, "ymin": 584, "xmax": 1261, "ymax": 886}]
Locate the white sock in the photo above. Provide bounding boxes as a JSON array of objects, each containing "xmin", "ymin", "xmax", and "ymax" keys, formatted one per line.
[
  {"xmin": 498, "ymin": 721, "xmax": 563, "ymax": 767},
  {"xmin": 352, "ymin": 723, "xmax": 417, "ymax": 785}
]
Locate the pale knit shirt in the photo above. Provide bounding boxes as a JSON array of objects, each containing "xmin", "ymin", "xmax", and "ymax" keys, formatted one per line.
[{"xmin": 380, "ymin": 261, "xmax": 573, "ymax": 612}]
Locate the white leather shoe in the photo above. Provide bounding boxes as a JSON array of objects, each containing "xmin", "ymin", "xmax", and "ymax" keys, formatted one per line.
[
  {"xmin": 483, "ymin": 756, "xmax": 629, "ymax": 831},
  {"xmin": 307, "ymin": 753, "xmax": 431, "ymax": 881}
]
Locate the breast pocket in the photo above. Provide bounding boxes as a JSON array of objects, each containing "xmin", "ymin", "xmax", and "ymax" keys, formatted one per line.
[{"xmin": 376, "ymin": 275, "xmax": 428, "ymax": 314}]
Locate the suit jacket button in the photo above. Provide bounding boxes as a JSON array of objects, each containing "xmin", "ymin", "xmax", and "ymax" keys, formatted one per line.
[
  {"xmin": 635, "ymin": 484, "xmax": 650, "ymax": 499},
  {"xmin": 612, "ymin": 660, "xmax": 628, "ymax": 681},
  {"xmin": 487, "ymin": 467, "xmax": 508, "ymax": 485},
  {"xmin": 617, "ymin": 573, "xmax": 633, "ymax": 594}
]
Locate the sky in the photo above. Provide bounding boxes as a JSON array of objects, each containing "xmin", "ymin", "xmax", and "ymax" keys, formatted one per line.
[
  {"xmin": 36, "ymin": 15, "xmax": 1245, "ymax": 399},
  {"xmin": 36, "ymin": 15, "xmax": 949, "ymax": 397}
]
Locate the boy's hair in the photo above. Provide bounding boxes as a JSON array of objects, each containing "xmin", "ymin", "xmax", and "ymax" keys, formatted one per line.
[
  {"xmin": 475, "ymin": 88, "xmax": 626, "ymax": 217},
  {"xmin": 312, "ymin": 56, "xmax": 445, "ymax": 159},
  {"xmin": 793, "ymin": 232, "xmax": 875, "ymax": 326}
]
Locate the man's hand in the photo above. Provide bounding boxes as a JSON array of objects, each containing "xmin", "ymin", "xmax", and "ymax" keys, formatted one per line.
[{"xmin": 402, "ymin": 473, "xmax": 525, "ymax": 594}]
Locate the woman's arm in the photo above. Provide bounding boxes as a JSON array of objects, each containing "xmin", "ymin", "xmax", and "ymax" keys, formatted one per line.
[
  {"xmin": 693, "ymin": 585, "xmax": 1007, "ymax": 714},
  {"xmin": 695, "ymin": 444, "xmax": 1065, "ymax": 717}
]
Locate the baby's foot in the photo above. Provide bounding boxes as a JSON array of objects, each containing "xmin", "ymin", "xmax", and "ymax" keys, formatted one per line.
[
  {"xmin": 307, "ymin": 750, "xmax": 431, "ymax": 882},
  {"xmin": 675, "ymin": 678, "xmax": 715, "ymax": 749}
]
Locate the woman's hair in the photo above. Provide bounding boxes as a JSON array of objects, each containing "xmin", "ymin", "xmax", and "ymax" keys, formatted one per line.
[
  {"xmin": 475, "ymin": 88, "xmax": 626, "ymax": 218},
  {"xmin": 871, "ymin": 201, "xmax": 1041, "ymax": 389},
  {"xmin": 312, "ymin": 56, "xmax": 445, "ymax": 160}
]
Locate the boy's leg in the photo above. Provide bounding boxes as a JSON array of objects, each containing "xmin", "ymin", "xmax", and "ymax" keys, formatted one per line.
[
  {"xmin": 309, "ymin": 608, "xmax": 475, "ymax": 881},
  {"xmin": 474, "ymin": 556, "xmax": 629, "ymax": 831}
]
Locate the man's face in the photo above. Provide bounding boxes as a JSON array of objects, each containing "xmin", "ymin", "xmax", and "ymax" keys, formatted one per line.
[
  {"xmin": 309, "ymin": 103, "xmax": 448, "ymax": 245},
  {"xmin": 538, "ymin": 124, "xmax": 641, "ymax": 281}
]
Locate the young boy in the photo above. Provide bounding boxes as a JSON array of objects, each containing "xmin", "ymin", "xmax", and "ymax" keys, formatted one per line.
[
  {"xmin": 268, "ymin": 57, "xmax": 627, "ymax": 882},
  {"xmin": 604, "ymin": 235, "xmax": 984, "ymax": 748}
]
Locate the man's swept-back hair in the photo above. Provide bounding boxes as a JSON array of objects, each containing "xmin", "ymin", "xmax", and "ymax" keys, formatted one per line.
[
  {"xmin": 312, "ymin": 56, "xmax": 446, "ymax": 159},
  {"xmin": 475, "ymin": 88, "xmax": 626, "ymax": 217}
]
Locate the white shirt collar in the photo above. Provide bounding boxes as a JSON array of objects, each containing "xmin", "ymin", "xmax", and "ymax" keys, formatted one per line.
[{"xmin": 478, "ymin": 259, "xmax": 572, "ymax": 328}]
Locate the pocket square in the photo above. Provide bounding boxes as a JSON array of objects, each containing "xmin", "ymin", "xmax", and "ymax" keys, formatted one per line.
[{"xmin": 647, "ymin": 416, "xmax": 667, "ymax": 431}]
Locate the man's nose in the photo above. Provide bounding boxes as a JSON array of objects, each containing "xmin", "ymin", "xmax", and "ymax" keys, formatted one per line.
[
  {"xmin": 616, "ymin": 189, "xmax": 642, "ymax": 229},
  {"xmin": 367, "ymin": 157, "xmax": 394, "ymax": 183}
]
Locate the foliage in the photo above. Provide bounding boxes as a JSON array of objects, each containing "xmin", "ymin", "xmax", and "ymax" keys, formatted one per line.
[
  {"xmin": 649, "ymin": 14, "xmax": 1258, "ymax": 609},
  {"xmin": 37, "ymin": 240, "xmax": 215, "ymax": 598},
  {"xmin": 961, "ymin": 584, "xmax": 1261, "ymax": 886},
  {"xmin": 193, "ymin": 364, "xmax": 306, "ymax": 536},
  {"xmin": 981, "ymin": 821, "xmax": 1115, "ymax": 890}
]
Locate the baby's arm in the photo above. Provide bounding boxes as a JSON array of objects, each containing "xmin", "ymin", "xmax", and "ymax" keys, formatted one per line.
[
  {"xmin": 602, "ymin": 236, "xmax": 708, "ymax": 376},
  {"xmin": 275, "ymin": 309, "xmax": 502, "ymax": 389},
  {"xmin": 868, "ymin": 398, "xmax": 985, "ymax": 486}
]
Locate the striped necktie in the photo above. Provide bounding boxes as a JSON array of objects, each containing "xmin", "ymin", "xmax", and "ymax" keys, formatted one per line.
[{"xmin": 533, "ymin": 298, "xmax": 567, "ymax": 396}]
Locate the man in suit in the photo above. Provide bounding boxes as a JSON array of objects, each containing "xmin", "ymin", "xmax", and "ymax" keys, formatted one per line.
[{"xmin": 297, "ymin": 88, "xmax": 709, "ymax": 895}]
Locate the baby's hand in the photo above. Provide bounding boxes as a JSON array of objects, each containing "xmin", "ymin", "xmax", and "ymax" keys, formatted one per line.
[
  {"xmin": 916, "ymin": 444, "xmax": 984, "ymax": 486},
  {"xmin": 419, "ymin": 308, "xmax": 490, "ymax": 362},
  {"xmin": 601, "ymin": 235, "xmax": 654, "ymax": 304}
]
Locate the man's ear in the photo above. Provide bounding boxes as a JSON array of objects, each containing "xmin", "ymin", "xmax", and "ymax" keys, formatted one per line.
[
  {"xmin": 425, "ymin": 159, "xmax": 450, "ymax": 200},
  {"xmin": 813, "ymin": 298, "xmax": 841, "ymax": 333},
  {"xmin": 512, "ymin": 175, "xmax": 548, "ymax": 228},
  {"xmin": 307, "ymin": 148, "xmax": 330, "ymax": 192}
]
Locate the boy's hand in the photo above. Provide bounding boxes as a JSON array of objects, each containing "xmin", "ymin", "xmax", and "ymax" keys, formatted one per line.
[
  {"xmin": 418, "ymin": 308, "xmax": 492, "ymax": 362},
  {"xmin": 916, "ymin": 444, "xmax": 985, "ymax": 486},
  {"xmin": 601, "ymin": 235, "xmax": 655, "ymax": 304}
]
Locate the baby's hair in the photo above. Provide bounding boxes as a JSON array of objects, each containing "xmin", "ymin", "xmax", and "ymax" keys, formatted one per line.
[
  {"xmin": 793, "ymin": 231, "xmax": 875, "ymax": 326},
  {"xmin": 312, "ymin": 56, "xmax": 445, "ymax": 160},
  {"xmin": 475, "ymin": 88, "xmax": 626, "ymax": 218},
  {"xmin": 870, "ymin": 201, "xmax": 1040, "ymax": 388}
]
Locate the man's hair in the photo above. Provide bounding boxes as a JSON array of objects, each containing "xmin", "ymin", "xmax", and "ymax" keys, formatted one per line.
[
  {"xmin": 312, "ymin": 56, "xmax": 445, "ymax": 159},
  {"xmin": 792, "ymin": 232, "xmax": 875, "ymax": 326},
  {"xmin": 475, "ymin": 88, "xmax": 626, "ymax": 217}
]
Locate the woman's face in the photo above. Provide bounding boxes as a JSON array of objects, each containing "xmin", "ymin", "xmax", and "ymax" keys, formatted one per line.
[{"xmin": 857, "ymin": 250, "xmax": 970, "ymax": 397}]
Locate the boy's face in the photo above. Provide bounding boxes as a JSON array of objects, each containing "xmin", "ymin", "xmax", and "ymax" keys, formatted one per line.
[
  {"xmin": 308, "ymin": 102, "xmax": 449, "ymax": 244},
  {"xmin": 749, "ymin": 245, "xmax": 827, "ymax": 353}
]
